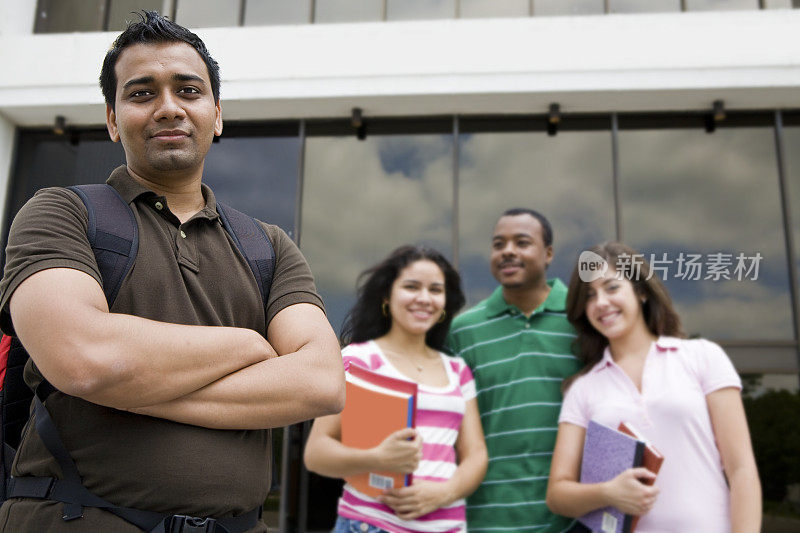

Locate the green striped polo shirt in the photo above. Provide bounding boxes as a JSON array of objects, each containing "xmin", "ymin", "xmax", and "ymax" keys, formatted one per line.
[{"xmin": 446, "ymin": 279, "xmax": 581, "ymax": 533}]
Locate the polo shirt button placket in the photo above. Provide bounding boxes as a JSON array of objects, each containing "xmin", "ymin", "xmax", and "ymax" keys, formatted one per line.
[{"xmin": 637, "ymin": 397, "xmax": 652, "ymax": 425}]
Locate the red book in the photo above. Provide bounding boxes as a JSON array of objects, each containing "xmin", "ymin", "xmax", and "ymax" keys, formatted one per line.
[
  {"xmin": 617, "ymin": 422, "xmax": 664, "ymax": 532},
  {"xmin": 341, "ymin": 364, "xmax": 418, "ymax": 498}
]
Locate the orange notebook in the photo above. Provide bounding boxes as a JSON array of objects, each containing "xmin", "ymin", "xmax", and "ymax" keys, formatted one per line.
[
  {"xmin": 341, "ymin": 364, "xmax": 418, "ymax": 498},
  {"xmin": 617, "ymin": 422, "xmax": 664, "ymax": 532}
]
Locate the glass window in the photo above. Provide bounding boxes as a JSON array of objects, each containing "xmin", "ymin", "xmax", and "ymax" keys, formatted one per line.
[
  {"xmin": 764, "ymin": 0, "xmax": 793, "ymax": 8},
  {"xmin": 175, "ymin": 0, "xmax": 240, "ymax": 28},
  {"xmin": 533, "ymin": 0, "xmax": 604, "ymax": 16},
  {"xmin": 107, "ymin": 0, "xmax": 167, "ymax": 31},
  {"xmin": 314, "ymin": 0, "xmax": 383, "ymax": 23},
  {"xmin": 742, "ymin": 372, "xmax": 800, "ymax": 521},
  {"xmin": 386, "ymin": 0, "xmax": 456, "ymax": 21},
  {"xmin": 202, "ymin": 136, "xmax": 300, "ymax": 237},
  {"xmin": 459, "ymin": 0, "xmax": 530, "ymax": 18},
  {"xmin": 35, "ymin": 0, "xmax": 105, "ymax": 33},
  {"xmin": 608, "ymin": 0, "xmax": 681, "ymax": 14},
  {"xmin": 618, "ymin": 125, "xmax": 793, "ymax": 341},
  {"xmin": 458, "ymin": 130, "xmax": 615, "ymax": 306},
  {"xmin": 4, "ymin": 133, "xmax": 126, "ymax": 252},
  {"xmin": 244, "ymin": 0, "xmax": 311, "ymax": 26},
  {"xmin": 741, "ymin": 372, "xmax": 799, "ymax": 397},
  {"xmin": 784, "ymin": 122, "xmax": 800, "ymax": 300},
  {"xmin": 72, "ymin": 140, "xmax": 129, "ymax": 185},
  {"xmin": 685, "ymin": 0, "xmax": 760, "ymax": 11},
  {"xmin": 725, "ymin": 344, "xmax": 798, "ymax": 374},
  {"xmin": 300, "ymin": 134, "xmax": 454, "ymax": 334}
]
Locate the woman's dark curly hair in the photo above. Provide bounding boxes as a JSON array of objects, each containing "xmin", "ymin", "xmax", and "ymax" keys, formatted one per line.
[{"xmin": 340, "ymin": 245, "xmax": 465, "ymax": 350}]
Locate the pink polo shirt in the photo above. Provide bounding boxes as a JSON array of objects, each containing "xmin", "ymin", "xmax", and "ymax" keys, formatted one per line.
[{"xmin": 559, "ymin": 336, "xmax": 741, "ymax": 533}]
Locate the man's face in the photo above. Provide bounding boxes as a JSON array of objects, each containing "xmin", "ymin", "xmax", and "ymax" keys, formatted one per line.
[
  {"xmin": 105, "ymin": 42, "xmax": 222, "ymax": 179},
  {"xmin": 490, "ymin": 214, "xmax": 553, "ymax": 290}
]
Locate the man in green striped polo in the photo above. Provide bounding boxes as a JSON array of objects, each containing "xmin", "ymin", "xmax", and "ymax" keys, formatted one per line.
[{"xmin": 447, "ymin": 208, "xmax": 581, "ymax": 532}]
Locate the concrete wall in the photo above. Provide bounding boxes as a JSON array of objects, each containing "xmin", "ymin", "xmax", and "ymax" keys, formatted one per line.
[
  {"xmin": 0, "ymin": 0, "xmax": 37, "ymax": 36},
  {"xmin": 0, "ymin": 9, "xmax": 798, "ymax": 128},
  {"xmin": 0, "ymin": 113, "xmax": 17, "ymax": 237}
]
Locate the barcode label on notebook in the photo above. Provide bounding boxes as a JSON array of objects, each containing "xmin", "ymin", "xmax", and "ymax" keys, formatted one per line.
[
  {"xmin": 601, "ymin": 512, "xmax": 618, "ymax": 533},
  {"xmin": 368, "ymin": 473, "xmax": 394, "ymax": 490}
]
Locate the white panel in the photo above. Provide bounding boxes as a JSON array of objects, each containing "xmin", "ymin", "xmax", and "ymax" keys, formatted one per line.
[
  {"xmin": 176, "ymin": 0, "xmax": 239, "ymax": 28},
  {"xmin": 0, "ymin": 10, "xmax": 799, "ymax": 124},
  {"xmin": 0, "ymin": 0, "xmax": 37, "ymax": 35},
  {"xmin": 0, "ymin": 113, "xmax": 16, "ymax": 236}
]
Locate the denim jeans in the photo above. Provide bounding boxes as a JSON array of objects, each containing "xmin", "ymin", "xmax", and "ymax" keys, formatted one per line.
[{"xmin": 332, "ymin": 516, "xmax": 387, "ymax": 533}]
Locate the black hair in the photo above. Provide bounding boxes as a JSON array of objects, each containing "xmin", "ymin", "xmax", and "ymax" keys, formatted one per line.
[
  {"xmin": 500, "ymin": 208, "xmax": 553, "ymax": 247},
  {"xmin": 99, "ymin": 10, "xmax": 220, "ymax": 109},
  {"xmin": 340, "ymin": 245, "xmax": 466, "ymax": 351}
]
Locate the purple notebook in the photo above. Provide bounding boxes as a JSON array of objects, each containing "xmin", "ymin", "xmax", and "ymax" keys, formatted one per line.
[{"xmin": 578, "ymin": 421, "xmax": 644, "ymax": 533}]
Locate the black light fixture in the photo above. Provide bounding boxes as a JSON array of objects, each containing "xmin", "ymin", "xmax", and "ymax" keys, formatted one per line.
[
  {"xmin": 53, "ymin": 115, "xmax": 66, "ymax": 135},
  {"xmin": 713, "ymin": 99, "xmax": 726, "ymax": 122},
  {"xmin": 547, "ymin": 103, "xmax": 560, "ymax": 136},
  {"xmin": 705, "ymin": 99, "xmax": 725, "ymax": 133},
  {"xmin": 351, "ymin": 107, "xmax": 366, "ymax": 140},
  {"xmin": 350, "ymin": 107, "xmax": 362, "ymax": 128}
]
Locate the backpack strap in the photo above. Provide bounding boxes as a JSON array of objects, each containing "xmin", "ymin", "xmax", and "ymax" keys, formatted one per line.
[
  {"xmin": 3, "ymin": 190, "xmax": 273, "ymax": 529},
  {"xmin": 13, "ymin": 382, "xmax": 263, "ymax": 531},
  {"xmin": 67, "ymin": 184, "xmax": 138, "ymax": 308},
  {"xmin": 215, "ymin": 202, "xmax": 278, "ymax": 494},
  {"xmin": 216, "ymin": 202, "xmax": 275, "ymax": 309}
]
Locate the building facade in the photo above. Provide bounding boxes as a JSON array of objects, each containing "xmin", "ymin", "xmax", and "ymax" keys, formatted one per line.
[{"xmin": 1, "ymin": 1, "xmax": 799, "ymax": 531}]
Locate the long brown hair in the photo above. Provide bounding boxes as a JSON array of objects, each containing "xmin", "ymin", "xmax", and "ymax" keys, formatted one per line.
[{"xmin": 564, "ymin": 242, "xmax": 685, "ymax": 391}]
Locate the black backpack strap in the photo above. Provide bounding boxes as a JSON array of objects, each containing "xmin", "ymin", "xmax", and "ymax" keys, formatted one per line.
[
  {"xmin": 67, "ymin": 184, "xmax": 138, "ymax": 308},
  {"xmin": 3, "ymin": 192, "xmax": 265, "ymax": 530},
  {"xmin": 216, "ymin": 202, "xmax": 275, "ymax": 309},
  {"xmin": 8, "ymin": 469, "xmax": 261, "ymax": 532},
  {"xmin": 215, "ymin": 203, "xmax": 278, "ymax": 495},
  {"xmin": 30, "ymin": 383, "xmax": 85, "ymax": 520},
  {"xmin": 12, "ymin": 389, "xmax": 262, "ymax": 531}
]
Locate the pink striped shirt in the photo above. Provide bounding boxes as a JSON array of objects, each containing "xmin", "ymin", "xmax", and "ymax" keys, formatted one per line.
[{"xmin": 338, "ymin": 341, "xmax": 476, "ymax": 533}]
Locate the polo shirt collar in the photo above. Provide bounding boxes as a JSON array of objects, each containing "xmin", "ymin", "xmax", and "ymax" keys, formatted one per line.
[
  {"xmin": 591, "ymin": 346, "xmax": 615, "ymax": 374},
  {"xmin": 485, "ymin": 278, "xmax": 568, "ymax": 318},
  {"xmin": 654, "ymin": 336, "xmax": 681, "ymax": 352},
  {"xmin": 106, "ymin": 165, "xmax": 220, "ymax": 221},
  {"xmin": 590, "ymin": 335, "xmax": 680, "ymax": 374},
  {"xmin": 543, "ymin": 278, "xmax": 568, "ymax": 312}
]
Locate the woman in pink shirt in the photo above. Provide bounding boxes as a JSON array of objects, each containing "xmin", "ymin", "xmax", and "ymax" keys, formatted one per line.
[
  {"xmin": 546, "ymin": 242, "xmax": 761, "ymax": 532},
  {"xmin": 304, "ymin": 246, "xmax": 488, "ymax": 533}
]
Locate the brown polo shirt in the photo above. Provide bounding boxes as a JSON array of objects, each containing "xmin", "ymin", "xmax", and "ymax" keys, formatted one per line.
[{"xmin": 0, "ymin": 166, "xmax": 324, "ymax": 532}]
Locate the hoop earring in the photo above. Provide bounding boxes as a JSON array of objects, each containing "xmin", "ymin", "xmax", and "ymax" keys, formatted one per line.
[
  {"xmin": 438, "ymin": 310, "xmax": 447, "ymax": 323},
  {"xmin": 381, "ymin": 301, "xmax": 389, "ymax": 317}
]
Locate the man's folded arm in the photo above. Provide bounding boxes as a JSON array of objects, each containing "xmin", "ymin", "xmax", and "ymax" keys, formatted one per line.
[
  {"xmin": 129, "ymin": 302, "xmax": 346, "ymax": 429},
  {"xmin": 10, "ymin": 267, "xmax": 274, "ymax": 408}
]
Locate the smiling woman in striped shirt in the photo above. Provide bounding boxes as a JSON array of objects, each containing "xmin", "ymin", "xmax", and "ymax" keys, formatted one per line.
[{"xmin": 304, "ymin": 245, "xmax": 488, "ymax": 533}]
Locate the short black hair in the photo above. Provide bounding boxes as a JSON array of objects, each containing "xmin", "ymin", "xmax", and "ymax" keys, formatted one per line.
[
  {"xmin": 340, "ymin": 245, "xmax": 466, "ymax": 351},
  {"xmin": 500, "ymin": 208, "xmax": 553, "ymax": 247},
  {"xmin": 99, "ymin": 10, "xmax": 220, "ymax": 109}
]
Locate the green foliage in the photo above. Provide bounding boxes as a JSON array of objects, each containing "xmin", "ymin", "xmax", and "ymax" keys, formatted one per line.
[
  {"xmin": 740, "ymin": 373, "xmax": 763, "ymax": 399},
  {"xmin": 743, "ymin": 389, "xmax": 800, "ymax": 502}
]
